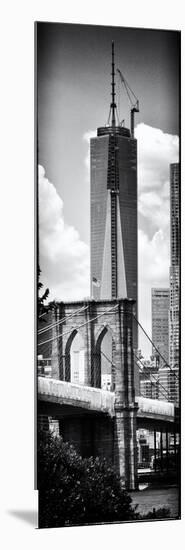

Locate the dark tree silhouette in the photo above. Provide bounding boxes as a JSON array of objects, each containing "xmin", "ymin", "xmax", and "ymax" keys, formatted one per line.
[
  {"xmin": 38, "ymin": 266, "xmax": 52, "ymax": 319},
  {"xmin": 38, "ymin": 429, "xmax": 171, "ymax": 528},
  {"xmin": 38, "ymin": 428, "xmax": 137, "ymax": 528}
]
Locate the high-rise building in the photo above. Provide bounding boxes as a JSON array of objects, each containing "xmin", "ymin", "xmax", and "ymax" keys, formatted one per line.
[
  {"xmin": 139, "ymin": 358, "xmax": 159, "ymax": 399},
  {"xmin": 158, "ymin": 366, "xmax": 179, "ymax": 404},
  {"xmin": 169, "ymin": 163, "xmax": 180, "ymax": 370},
  {"xmin": 140, "ymin": 376, "xmax": 159, "ymax": 400},
  {"xmin": 90, "ymin": 43, "xmax": 138, "ymax": 349},
  {"xmin": 151, "ymin": 288, "xmax": 170, "ymax": 367}
]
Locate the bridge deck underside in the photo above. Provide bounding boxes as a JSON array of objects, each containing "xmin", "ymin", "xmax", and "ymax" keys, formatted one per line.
[
  {"xmin": 38, "ymin": 396, "xmax": 108, "ymax": 418},
  {"xmin": 38, "ymin": 378, "xmax": 178, "ymax": 430},
  {"xmin": 38, "ymin": 395, "xmax": 177, "ymax": 432}
]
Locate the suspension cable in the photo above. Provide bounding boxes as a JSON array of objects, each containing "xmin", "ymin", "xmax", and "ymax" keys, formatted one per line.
[
  {"xmin": 99, "ymin": 351, "xmax": 162, "ymax": 405},
  {"xmin": 100, "ymin": 349, "xmax": 116, "ymax": 368},
  {"xmin": 38, "ymin": 305, "xmax": 89, "ymax": 335},
  {"xmin": 38, "ymin": 303, "xmax": 119, "ymax": 348},
  {"xmin": 100, "ymin": 348, "xmax": 169, "ymax": 401},
  {"xmin": 134, "ymin": 353, "xmax": 170, "ymax": 401},
  {"xmin": 38, "ymin": 310, "xmax": 50, "ymax": 320},
  {"xmin": 134, "ymin": 352, "xmax": 169, "ymax": 398},
  {"xmin": 132, "ymin": 313, "xmax": 179, "ymax": 381}
]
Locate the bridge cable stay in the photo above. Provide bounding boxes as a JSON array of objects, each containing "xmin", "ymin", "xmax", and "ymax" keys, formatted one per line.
[
  {"xmin": 100, "ymin": 349, "xmax": 164, "ymax": 401},
  {"xmin": 38, "ymin": 305, "xmax": 89, "ymax": 335},
  {"xmin": 134, "ymin": 353, "xmax": 170, "ymax": 401},
  {"xmin": 134, "ymin": 354, "xmax": 170, "ymax": 401},
  {"xmin": 38, "ymin": 303, "xmax": 119, "ymax": 347},
  {"xmin": 38, "ymin": 307, "xmax": 178, "ymax": 402},
  {"xmin": 38, "ymin": 319, "xmax": 172, "ymax": 403},
  {"xmin": 38, "ymin": 310, "xmax": 50, "ymax": 320},
  {"xmin": 100, "ymin": 341, "xmax": 170, "ymax": 401},
  {"xmin": 132, "ymin": 313, "xmax": 179, "ymax": 382},
  {"xmin": 100, "ymin": 345, "xmax": 169, "ymax": 401},
  {"xmin": 137, "ymin": 391, "xmax": 145, "ymax": 399},
  {"xmin": 38, "ymin": 300, "xmax": 88, "ymax": 323},
  {"xmin": 100, "ymin": 347, "xmax": 169, "ymax": 401},
  {"xmin": 38, "ymin": 305, "xmax": 90, "ymax": 366},
  {"xmin": 38, "ymin": 303, "xmax": 119, "ymax": 348},
  {"xmin": 38, "ymin": 306, "xmax": 89, "ymax": 335}
]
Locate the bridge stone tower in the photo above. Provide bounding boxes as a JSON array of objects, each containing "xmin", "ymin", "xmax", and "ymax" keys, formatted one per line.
[
  {"xmin": 38, "ymin": 298, "xmax": 138, "ymax": 489},
  {"xmin": 113, "ymin": 299, "xmax": 138, "ymax": 489}
]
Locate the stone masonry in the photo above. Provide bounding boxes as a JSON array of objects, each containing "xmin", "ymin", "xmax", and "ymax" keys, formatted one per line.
[{"xmin": 38, "ymin": 298, "xmax": 138, "ymax": 489}]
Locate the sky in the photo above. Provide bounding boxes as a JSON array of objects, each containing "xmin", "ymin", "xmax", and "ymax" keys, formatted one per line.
[{"xmin": 37, "ymin": 22, "xmax": 180, "ymax": 358}]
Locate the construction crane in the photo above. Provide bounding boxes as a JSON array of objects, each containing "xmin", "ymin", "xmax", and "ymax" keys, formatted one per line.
[{"xmin": 117, "ymin": 68, "xmax": 139, "ymax": 138}]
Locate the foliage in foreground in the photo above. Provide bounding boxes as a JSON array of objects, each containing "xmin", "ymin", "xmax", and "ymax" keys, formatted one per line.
[
  {"xmin": 38, "ymin": 429, "xmax": 171, "ymax": 529},
  {"xmin": 141, "ymin": 507, "xmax": 170, "ymax": 520},
  {"xmin": 38, "ymin": 429, "xmax": 136, "ymax": 527},
  {"xmin": 38, "ymin": 266, "xmax": 55, "ymax": 319},
  {"xmin": 38, "ymin": 266, "xmax": 50, "ymax": 318}
]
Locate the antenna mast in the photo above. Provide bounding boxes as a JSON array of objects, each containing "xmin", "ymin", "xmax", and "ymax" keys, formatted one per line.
[{"xmin": 111, "ymin": 41, "xmax": 116, "ymax": 127}]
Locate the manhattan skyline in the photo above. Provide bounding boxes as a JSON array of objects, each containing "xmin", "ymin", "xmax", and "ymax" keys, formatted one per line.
[{"xmin": 37, "ymin": 22, "xmax": 180, "ymax": 357}]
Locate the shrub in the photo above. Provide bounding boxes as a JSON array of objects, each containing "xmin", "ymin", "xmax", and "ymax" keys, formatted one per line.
[
  {"xmin": 38, "ymin": 429, "xmax": 137, "ymax": 528},
  {"xmin": 139, "ymin": 507, "xmax": 171, "ymax": 520},
  {"xmin": 38, "ymin": 428, "xmax": 171, "ymax": 528}
]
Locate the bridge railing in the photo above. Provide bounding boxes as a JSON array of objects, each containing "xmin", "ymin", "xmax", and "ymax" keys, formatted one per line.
[
  {"xmin": 136, "ymin": 396, "xmax": 175, "ymax": 419},
  {"xmin": 38, "ymin": 376, "xmax": 115, "ymax": 416}
]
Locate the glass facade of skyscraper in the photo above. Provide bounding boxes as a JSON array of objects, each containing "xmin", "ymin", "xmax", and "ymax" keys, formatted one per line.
[
  {"xmin": 90, "ymin": 125, "xmax": 138, "ymax": 348},
  {"xmin": 151, "ymin": 288, "xmax": 170, "ymax": 367},
  {"xmin": 169, "ymin": 163, "xmax": 180, "ymax": 370}
]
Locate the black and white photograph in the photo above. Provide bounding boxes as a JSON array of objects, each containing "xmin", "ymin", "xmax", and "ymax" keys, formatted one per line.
[{"xmin": 36, "ymin": 21, "xmax": 180, "ymax": 529}]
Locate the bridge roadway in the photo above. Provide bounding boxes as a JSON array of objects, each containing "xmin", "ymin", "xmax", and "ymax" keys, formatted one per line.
[{"xmin": 38, "ymin": 376, "xmax": 177, "ymax": 429}]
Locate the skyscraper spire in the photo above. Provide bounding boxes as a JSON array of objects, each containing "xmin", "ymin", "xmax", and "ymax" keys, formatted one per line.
[{"xmin": 111, "ymin": 41, "xmax": 117, "ymax": 127}]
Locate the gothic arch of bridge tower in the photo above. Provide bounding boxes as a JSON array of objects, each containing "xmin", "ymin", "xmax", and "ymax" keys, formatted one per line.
[
  {"xmin": 48, "ymin": 298, "xmax": 137, "ymax": 397},
  {"xmin": 38, "ymin": 297, "xmax": 179, "ymax": 490},
  {"xmin": 94, "ymin": 324, "xmax": 115, "ymax": 389},
  {"xmin": 38, "ymin": 297, "xmax": 138, "ymax": 489}
]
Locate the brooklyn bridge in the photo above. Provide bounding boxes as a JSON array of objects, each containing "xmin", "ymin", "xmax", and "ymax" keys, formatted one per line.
[{"xmin": 37, "ymin": 298, "xmax": 179, "ymax": 491}]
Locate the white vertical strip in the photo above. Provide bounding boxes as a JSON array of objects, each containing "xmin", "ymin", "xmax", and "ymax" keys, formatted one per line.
[
  {"xmin": 101, "ymin": 191, "xmax": 112, "ymax": 298},
  {"xmin": 117, "ymin": 196, "xmax": 127, "ymax": 298}
]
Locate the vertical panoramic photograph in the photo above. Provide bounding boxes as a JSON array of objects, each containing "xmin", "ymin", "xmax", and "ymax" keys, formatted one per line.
[{"xmin": 36, "ymin": 22, "xmax": 180, "ymax": 529}]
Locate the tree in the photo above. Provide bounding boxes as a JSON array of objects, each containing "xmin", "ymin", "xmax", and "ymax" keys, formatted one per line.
[
  {"xmin": 38, "ymin": 266, "xmax": 50, "ymax": 318},
  {"xmin": 38, "ymin": 428, "xmax": 138, "ymax": 528},
  {"xmin": 38, "ymin": 428, "xmax": 172, "ymax": 528}
]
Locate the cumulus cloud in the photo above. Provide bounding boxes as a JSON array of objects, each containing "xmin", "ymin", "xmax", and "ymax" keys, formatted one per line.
[
  {"xmin": 136, "ymin": 123, "xmax": 179, "ymax": 289},
  {"xmin": 138, "ymin": 228, "xmax": 170, "ymax": 286},
  {"xmin": 135, "ymin": 123, "xmax": 179, "ymax": 193},
  {"xmin": 39, "ymin": 165, "xmax": 90, "ymax": 301},
  {"xmin": 137, "ymin": 124, "xmax": 179, "ymax": 232},
  {"xmin": 135, "ymin": 124, "xmax": 179, "ymax": 356},
  {"xmin": 39, "ymin": 123, "xmax": 179, "ymax": 357},
  {"xmin": 139, "ymin": 189, "xmax": 170, "ymax": 234}
]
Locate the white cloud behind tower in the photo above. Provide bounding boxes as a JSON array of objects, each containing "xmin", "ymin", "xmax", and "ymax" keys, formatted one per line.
[
  {"xmin": 135, "ymin": 124, "xmax": 179, "ymax": 356},
  {"xmin": 38, "ymin": 165, "xmax": 90, "ymax": 301},
  {"xmin": 38, "ymin": 124, "xmax": 179, "ymax": 357}
]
